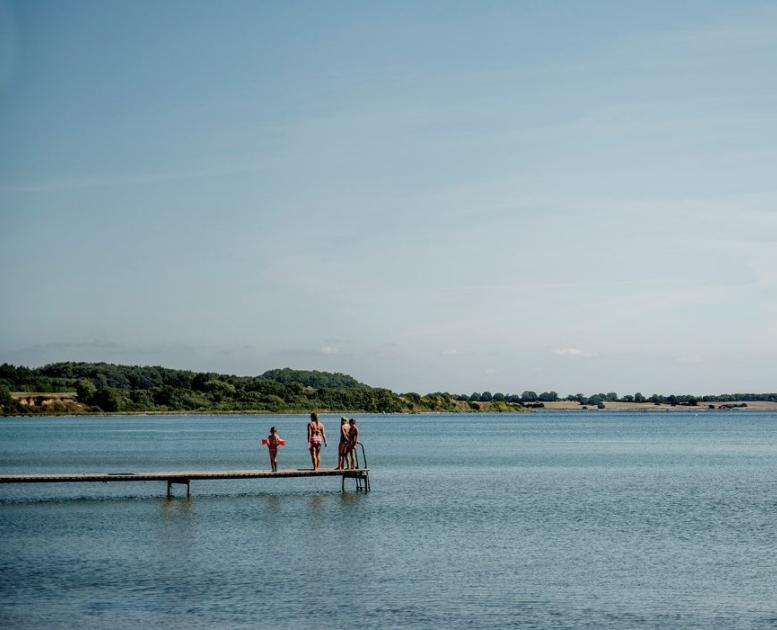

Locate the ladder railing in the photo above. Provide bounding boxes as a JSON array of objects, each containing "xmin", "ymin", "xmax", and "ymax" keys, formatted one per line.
[{"xmin": 342, "ymin": 441, "xmax": 370, "ymax": 492}]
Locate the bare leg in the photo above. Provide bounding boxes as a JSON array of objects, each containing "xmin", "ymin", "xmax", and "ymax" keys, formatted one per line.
[
  {"xmin": 309, "ymin": 446, "xmax": 316, "ymax": 469},
  {"xmin": 313, "ymin": 446, "xmax": 319, "ymax": 469}
]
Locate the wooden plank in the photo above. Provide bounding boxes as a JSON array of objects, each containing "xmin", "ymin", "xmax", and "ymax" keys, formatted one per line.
[{"xmin": 0, "ymin": 468, "xmax": 369, "ymax": 483}]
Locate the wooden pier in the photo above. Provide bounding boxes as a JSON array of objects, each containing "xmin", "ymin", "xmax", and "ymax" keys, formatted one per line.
[{"xmin": 0, "ymin": 467, "xmax": 371, "ymax": 496}]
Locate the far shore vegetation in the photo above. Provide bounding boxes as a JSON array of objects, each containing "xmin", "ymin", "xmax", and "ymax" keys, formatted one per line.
[{"xmin": 1, "ymin": 362, "xmax": 775, "ymax": 416}]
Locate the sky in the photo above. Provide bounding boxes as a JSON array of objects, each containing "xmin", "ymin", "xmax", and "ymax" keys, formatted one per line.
[{"xmin": 1, "ymin": 0, "xmax": 776, "ymax": 396}]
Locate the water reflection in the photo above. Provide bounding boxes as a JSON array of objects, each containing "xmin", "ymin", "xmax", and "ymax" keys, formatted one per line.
[
  {"xmin": 161, "ymin": 496, "xmax": 196, "ymax": 517},
  {"xmin": 265, "ymin": 494, "xmax": 282, "ymax": 513},
  {"xmin": 339, "ymin": 491, "xmax": 367, "ymax": 509}
]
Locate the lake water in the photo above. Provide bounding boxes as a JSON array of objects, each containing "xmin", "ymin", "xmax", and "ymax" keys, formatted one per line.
[{"xmin": 2, "ymin": 412, "xmax": 777, "ymax": 629}]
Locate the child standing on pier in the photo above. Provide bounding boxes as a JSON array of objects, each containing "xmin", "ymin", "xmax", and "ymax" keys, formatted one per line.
[
  {"xmin": 264, "ymin": 427, "xmax": 283, "ymax": 472},
  {"xmin": 346, "ymin": 418, "xmax": 359, "ymax": 469}
]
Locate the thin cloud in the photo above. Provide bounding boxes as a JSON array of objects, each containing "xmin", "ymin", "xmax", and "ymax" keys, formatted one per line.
[
  {"xmin": 0, "ymin": 161, "xmax": 267, "ymax": 193},
  {"xmin": 551, "ymin": 348, "xmax": 598, "ymax": 358}
]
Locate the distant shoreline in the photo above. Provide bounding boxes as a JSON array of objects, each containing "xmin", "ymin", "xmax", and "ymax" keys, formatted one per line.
[
  {"xmin": 538, "ymin": 400, "xmax": 777, "ymax": 412},
  {"xmin": 4, "ymin": 362, "xmax": 777, "ymax": 417},
  {"xmin": 3, "ymin": 400, "xmax": 777, "ymax": 419}
]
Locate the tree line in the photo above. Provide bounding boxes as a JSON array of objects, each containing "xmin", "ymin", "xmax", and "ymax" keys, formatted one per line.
[
  {"xmin": 0, "ymin": 363, "xmax": 412, "ymax": 414},
  {"xmin": 1, "ymin": 362, "xmax": 775, "ymax": 415}
]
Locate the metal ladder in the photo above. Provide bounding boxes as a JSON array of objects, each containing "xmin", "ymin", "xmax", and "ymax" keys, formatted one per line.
[{"xmin": 342, "ymin": 441, "xmax": 371, "ymax": 492}]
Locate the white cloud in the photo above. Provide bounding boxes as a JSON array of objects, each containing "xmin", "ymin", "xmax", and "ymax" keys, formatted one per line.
[
  {"xmin": 320, "ymin": 345, "xmax": 340, "ymax": 355},
  {"xmin": 551, "ymin": 348, "xmax": 598, "ymax": 358}
]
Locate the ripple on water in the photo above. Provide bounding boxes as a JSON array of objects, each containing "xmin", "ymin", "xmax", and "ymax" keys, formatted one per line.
[{"xmin": 2, "ymin": 412, "xmax": 777, "ymax": 628}]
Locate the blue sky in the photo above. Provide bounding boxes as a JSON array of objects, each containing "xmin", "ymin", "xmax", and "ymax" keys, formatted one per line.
[{"xmin": 1, "ymin": 0, "xmax": 776, "ymax": 395}]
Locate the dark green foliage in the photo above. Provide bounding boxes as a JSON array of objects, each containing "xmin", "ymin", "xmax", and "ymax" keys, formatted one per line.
[
  {"xmin": 4, "ymin": 361, "xmax": 776, "ymax": 415},
  {"xmin": 261, "ymin": 368, "xmax": 363, "ymax": 389},
  {"xmin": 76, "ymin": 379, "xmax": 97, "ymax": 403},
  {"xmin": 0, "ymin": 362, "xmax": 423, "ymax": 413},
  {"xmin": 0, "ymin": 384, "xmax": 16, "ymax": 415},
  {"xmin": 93, "ymin": 387, "xmax": 124, "ymax": 412}
]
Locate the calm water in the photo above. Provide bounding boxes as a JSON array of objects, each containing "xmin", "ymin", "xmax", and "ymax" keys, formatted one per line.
[{"xmin": 2, "ymin": 412, "xmax": 777, "ymax": 629}]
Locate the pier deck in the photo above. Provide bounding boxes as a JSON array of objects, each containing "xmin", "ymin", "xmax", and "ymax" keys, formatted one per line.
[{"xmin": 0, "ymin": 468, "xmax": 371, "ymax": 496}]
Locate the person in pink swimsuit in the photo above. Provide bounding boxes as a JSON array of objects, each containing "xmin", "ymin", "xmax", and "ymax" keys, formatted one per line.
[{"xmin": 307, "ymin": 412, "xmax": 327, "ymax": 470}]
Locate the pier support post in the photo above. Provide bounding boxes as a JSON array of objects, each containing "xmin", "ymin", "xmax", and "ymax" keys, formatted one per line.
[{"xmin": 166, "ymin": 479, "xmax": 191, "ymax": 498}]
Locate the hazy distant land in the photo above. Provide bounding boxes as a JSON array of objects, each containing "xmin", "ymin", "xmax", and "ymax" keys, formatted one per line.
[{"xmin": 2, "ymin": 362, "xmax": 775, "ymax": 416}]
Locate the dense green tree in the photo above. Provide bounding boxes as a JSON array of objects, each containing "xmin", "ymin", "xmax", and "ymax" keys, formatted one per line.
[
  {"xmin": 262, "ymin": 368, "xmax": 363, "ymax": 389},
  {"xmin": 0, "ymin": 363, "xmax": 18, "ymax": 382},
  {"xmin": 93, "ymin": 387, "xmax": 124, "ymax": 412},
  {"xmin": 521, "ymin": 391, "xmax": 538, "ymax": 402},
  {"xmin": 0, "ymin": 384, "xmax": 15, "ymax": 414},
  {"xmin": 76, "ymin": 379, "xmax": 97, "ymax": 403},
  {"xmin": 204, "ymin": 380, "xmax": 237, "ymax": 401}
]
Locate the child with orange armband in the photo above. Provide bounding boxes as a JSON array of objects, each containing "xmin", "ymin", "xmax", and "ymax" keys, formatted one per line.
[{"xmin": 261, "ymin": 427, "xmax": 285, "ymax": 472}]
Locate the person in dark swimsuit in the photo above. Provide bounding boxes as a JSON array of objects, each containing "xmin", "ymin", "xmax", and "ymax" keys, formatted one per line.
[
  {"xmin": 337, "ymin": 417, "xmax": 350, "ymax": 470},
  {"xmin": 346, "ymin": 418, "xmax": 359, "ymax": 470}
]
